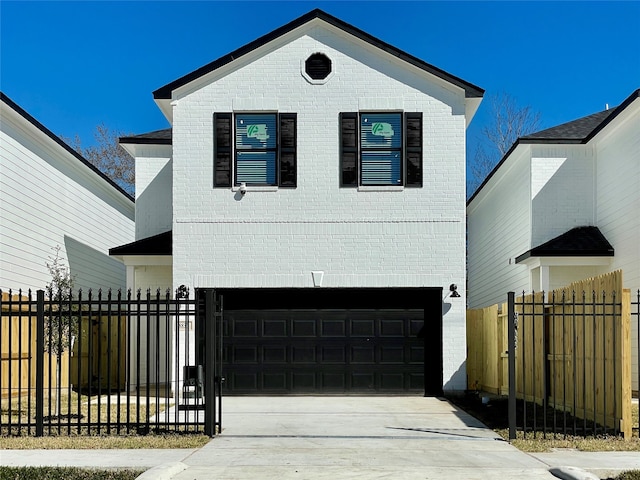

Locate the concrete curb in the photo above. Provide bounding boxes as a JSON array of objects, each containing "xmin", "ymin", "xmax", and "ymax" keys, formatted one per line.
[
  {"xmin": 549, "ymin": 466, "xmax": 600, "ymax": 480},
  {"xmin": 136, "ymin": 461, "xmax": 188, "ymax": 480}
]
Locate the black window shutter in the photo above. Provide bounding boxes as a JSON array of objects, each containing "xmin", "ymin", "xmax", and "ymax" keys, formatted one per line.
[
  {"xmin": 405, "ymin": 112, "xmax": 422, "ymax": 187},
  {"xmin": 279, "ymin": 113, "xmax": 297, "ymax": 188},
  {"xmin": 214, "ymin": 113, "xmax": 232, "ymax": 187},
  {"xmin": 340, "ymin": 112, "xmax": 358, "ymax": 187}
]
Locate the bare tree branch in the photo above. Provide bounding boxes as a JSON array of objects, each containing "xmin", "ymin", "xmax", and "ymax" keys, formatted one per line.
[
  {"xmin": 468, "ymin": 92, "xmax": 542, "ymax": 196},
  {"xmin": 63, "ymin": 124, "xmax": 135, "ymax": 196}
]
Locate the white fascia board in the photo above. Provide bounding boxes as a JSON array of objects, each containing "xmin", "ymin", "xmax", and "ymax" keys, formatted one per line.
[
  {"xmin": 465, "ymin": 97, "xmax": 482, "ymax": 127},
  {"xmin": 115, "ymin": 255, "xmax": 172, "ymax": 267},
  {"xmin": 517, "ymin": 256, "xmax": 613, "ymax": 268},
  {"xmin": 119, "ymin": 142, "xmax": 172, "ymax": 159}
]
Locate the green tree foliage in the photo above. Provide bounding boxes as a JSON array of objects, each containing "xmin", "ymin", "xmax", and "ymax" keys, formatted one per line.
[{"xmin": 45, "ymin": 246, "xmax": 78, "ymax": 416}]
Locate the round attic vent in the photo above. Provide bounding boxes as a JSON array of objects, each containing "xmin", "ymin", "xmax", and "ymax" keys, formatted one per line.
[{"xmin": 305, "ymin": 53, "xmax": 332, "ymax": 80}]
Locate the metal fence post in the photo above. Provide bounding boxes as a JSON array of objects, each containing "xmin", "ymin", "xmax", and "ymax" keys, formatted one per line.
[
  {"xmin": 35, "ymin": 290, "xmax": 45, "ymax": 437},
  {"xmin": 203, "ymin": 289, "xmax": 216, "ymax": 437},
  {"xmin": 507, "ymin": 291, "xmax": 516, "ymax": 441}
]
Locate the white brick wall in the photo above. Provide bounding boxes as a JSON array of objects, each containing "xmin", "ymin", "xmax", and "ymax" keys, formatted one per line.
[
  {"xmin": 530, "ymin": 145, "xmax": 596, "ymax": 247},
  {"xmin": 168, "ymin": 26, "xmax": 469, "ymax": 391},
  {"xmin": 134, "ymin": 145, "xmax": 172, "ymax": 240}
]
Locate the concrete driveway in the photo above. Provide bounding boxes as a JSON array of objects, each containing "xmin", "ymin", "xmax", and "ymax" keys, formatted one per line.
[{"xmin": 172, "ymin": 396, "xmax": 557, "ymax": 479}]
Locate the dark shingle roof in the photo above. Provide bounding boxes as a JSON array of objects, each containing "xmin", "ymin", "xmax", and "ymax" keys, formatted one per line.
[
  {"xmin": 153, "ymin": 9, "xmax": 484, "ymax": 100},
  {"xmin": 119, "ymin": 128, "xmax": 172, "ymax": 145},
  {"xmin": 468, "ymin": 88, "xmax": 640, "ymax": 205},
  {"xmin": 520, "ymin": 110, "xmax": 615, "ymax": 142},
  {"xmin": 109, "ymin": 230, "xmax": 172, "ymax": 256},
  {"xmin": 515, "ymin": 226, "xmax": 614, "ymax": 263}
]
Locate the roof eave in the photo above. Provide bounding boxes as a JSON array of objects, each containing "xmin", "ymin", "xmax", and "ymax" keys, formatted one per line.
[{"xmin": 152, "ymin": 9, "xmax": 484, "ymax": 102}]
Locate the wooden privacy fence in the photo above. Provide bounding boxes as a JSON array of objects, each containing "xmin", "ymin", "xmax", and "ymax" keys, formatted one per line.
[
  {"xmin": 467, "ymin": 271, "xmax": 633, "ymax": 438},
  {"xmin": 1, "ymin": 292, "xmax": 123, "ymax": 398},
  {"xmin": 1, "ymin": 292, "xmax": 70, "ymax": 397}
]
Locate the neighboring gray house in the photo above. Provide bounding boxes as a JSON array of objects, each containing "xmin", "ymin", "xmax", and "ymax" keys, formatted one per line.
[
  {"xmin": 1, "ymin": 92, "xmax": 135, "ymax": 292},
  {"xmin": 111, "ymin": 10, "xmax": 483, "ymax": 395},
  {"xmin": 467, "ymin": 89, "xmax": 640, "ymax": 391}
]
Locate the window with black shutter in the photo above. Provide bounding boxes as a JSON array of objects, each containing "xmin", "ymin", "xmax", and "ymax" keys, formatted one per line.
[
  {"xmin": 340, "ymin": 112, "xmax": 422, "ymax": 188},
  {"xmin": 214, "ymin": 112, "xmax": 297, "ymax": 188}
]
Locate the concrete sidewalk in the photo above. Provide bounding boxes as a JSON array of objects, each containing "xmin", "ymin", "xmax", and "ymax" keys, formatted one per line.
[{"xmin": 1, "ymin": 397, "xmax": 638, "ymax": 479}]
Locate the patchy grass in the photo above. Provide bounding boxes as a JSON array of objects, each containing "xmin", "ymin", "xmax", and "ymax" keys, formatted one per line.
[
  {"xmin": 450, "ymin": 393, "xmax": 640, "ymax": 453},
  {"xmin": 0, "ymin": 433, "xmax": 210, "ymax": 450},
  {"xmin": 0, "ymin": 466, "xmax": 145, "ymax": 480},
  {"xmin": 612, "ymin": 472, "xmax": 640, "ymax": 480},
  {"xmin": 1, "ymin": 391, "xmax": 166, "ymax": 427}
]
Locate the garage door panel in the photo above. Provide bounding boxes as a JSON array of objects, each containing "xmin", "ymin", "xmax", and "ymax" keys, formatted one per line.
[
  {"xmin": 293, "ymin": 319, "xmax": 316, "ymax": 337},
  {"xmin": 230, "ymin": 372, "xmax": 258, "ymax": 390},
  {"xmin": 351, "ymin": 346, "xmax": 375, "ymax": 363},
  {"xmin": 380, "ymin": 373, "xmax": 405, "ymax": 390},
  {"xmin": 263, "ymin": 373, "xmax": 287, "ymax": 390},
  {"xmin": 292, "ymin": 372, "xmax": 316, "ymax": 390},
  {"xmin": 234, "ymin": 319, "xmax": 258, "ymax": 336},
  {"xmin": 292, "ymin": 346, "xmax": 316, "ymax": 363},
  {"xmin": 223, "ymin": 307, "xmax": 427, "ymax": 394},
  {"xmin": 263, "ymin": 345, "xmax": 287, "ymax": 363},
  {"xmin": 351, "ymin": 319, "xmax": 375, "ymax": 337},
  {"xmin": 380, "ymin": 346, "xmax": 404, "ymax": 364},
  {"xmin": 233, "ymin": 346, "xmax": 258, "ymax": 363},
  {"xmin": 263, "ymin": 319, "xmax": 287, "ymax": 337},
  {"xmin": 321, "ymin": 346, "xmax": 345, "ymax": 363},
  {"xmin": 321, "ymin": 319, "xmax": 345, "ymax": 336},
  {"xmin": 380, "ymin": 319, "xmax": 404, "ymax": 336}
]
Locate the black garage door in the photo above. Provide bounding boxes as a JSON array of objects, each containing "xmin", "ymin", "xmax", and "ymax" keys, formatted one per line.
[{"xmin": 218, "ymin": 288, "xmax": 442, "ymax": 395}]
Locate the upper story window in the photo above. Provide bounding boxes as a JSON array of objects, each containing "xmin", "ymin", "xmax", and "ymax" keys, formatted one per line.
[
  {"xmin": 214, "ymin": 113, "xmax": 297, "ymax": 188},
  {"xmin": 339, "ymin": 112, "xmax": 423, "ymax": 187}
]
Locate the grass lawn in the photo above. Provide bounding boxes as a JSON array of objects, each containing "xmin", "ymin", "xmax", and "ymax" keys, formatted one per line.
[{"xmin": 0, "ymin": 466, "xmax": 145, "ymax": 480}]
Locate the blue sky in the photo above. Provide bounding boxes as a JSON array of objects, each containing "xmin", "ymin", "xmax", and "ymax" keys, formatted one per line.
[{"xmin": 1, "ymin": 1, "xmax": 638, "ymax": 181}]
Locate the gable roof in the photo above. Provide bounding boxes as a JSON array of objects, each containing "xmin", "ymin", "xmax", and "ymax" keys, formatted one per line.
[
  {"xmin": 153, "ymin": 9, "xmax": 484, "ymax": 101},
  {"xmin": 468, "ymin": 88, "xmax": 640, "ymax": 205},
  {"xmin": 515, "ymin": 226, "xmax": 614, "ymax": 263},
  {"xmin": 0, "ymin": 92, "xmax": 134, "ymax": 202},
  {"xmin": 109, "ymin": 230, "xmax": 172, "ymax": 256}
]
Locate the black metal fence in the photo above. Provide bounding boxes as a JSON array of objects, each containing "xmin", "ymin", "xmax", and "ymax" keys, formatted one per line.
[
  {"xmin": 507, "ymin": 289, "xmax": 635, "ymax": 440},
  {"xmin": 0, "ymin": 288, "xmax": 222, "ymax": 436},
  {"xmin": 634, "ymin": 289, "xmax": 640, "ymax": 400}
]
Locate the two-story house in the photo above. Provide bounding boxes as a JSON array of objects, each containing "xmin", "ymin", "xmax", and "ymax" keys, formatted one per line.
[
  {"xmin": 467, "ymin": 89, "xmax": 639, "ymax": 392},
  {"xmin": 111, "ymin": 9, "xmax": 483, "ymax": 395}
]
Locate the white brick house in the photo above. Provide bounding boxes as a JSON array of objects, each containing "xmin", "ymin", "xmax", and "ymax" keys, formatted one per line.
[
  {"xmin": 112, "ymin": 10, "xmax": 483, "ymax": 395},
  {"xmin": 0, "ymin": 92, "xmax": 135, "ymax": 293},
  {"xmin": 467, "ymin": 89, "xmax": 640, "ymax": 391}
]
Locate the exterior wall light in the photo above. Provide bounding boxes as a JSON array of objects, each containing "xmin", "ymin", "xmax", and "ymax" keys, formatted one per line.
[{"xmin": 449, "ymin": 284, "xmax": 460, "ymax": 298}]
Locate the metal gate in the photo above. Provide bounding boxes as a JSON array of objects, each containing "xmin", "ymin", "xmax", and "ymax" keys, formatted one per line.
[
  {"xmin": 506, "ymin": 289, "xmax": 632, "ymax": 440},
  {"xmin": 0, "ymin": 288, "xmax": 223, "ymax": 437}
]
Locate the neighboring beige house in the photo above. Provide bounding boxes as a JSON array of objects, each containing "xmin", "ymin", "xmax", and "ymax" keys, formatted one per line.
[
  {"xmin": 1, "ymin": 92, "xmax": 135, "ymax": 292},
  {"xmin": 467, "ymin": 89, "xmax": 640, "ymax": 391}
]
